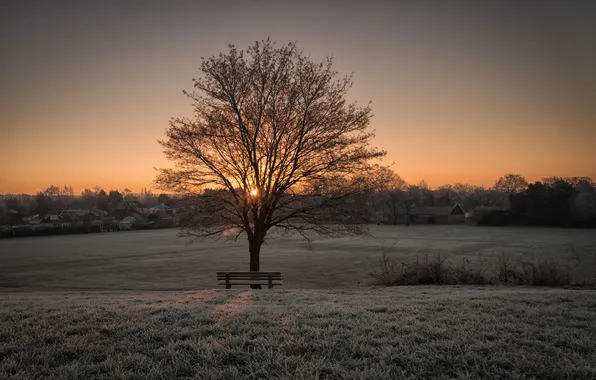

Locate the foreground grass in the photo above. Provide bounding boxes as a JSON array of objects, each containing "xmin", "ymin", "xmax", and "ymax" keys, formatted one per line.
[{"xmin": 1, "ymin": 287, "xmax": 595, "ymax": 379}]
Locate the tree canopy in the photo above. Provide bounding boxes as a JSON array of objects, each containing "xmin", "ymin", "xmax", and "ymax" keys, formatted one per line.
[{"xmin": 156, "ymin": 39, "xmax": 385, "ymax": 272}]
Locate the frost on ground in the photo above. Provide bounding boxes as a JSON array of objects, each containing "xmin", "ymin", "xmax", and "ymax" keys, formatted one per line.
[
  {"xmin": 1, "ymin": 225, "xmax": 595, "ymax": 290},
  {"xmin": 1, "ymin": 287, "xmax": 595, "ymax": 379}
]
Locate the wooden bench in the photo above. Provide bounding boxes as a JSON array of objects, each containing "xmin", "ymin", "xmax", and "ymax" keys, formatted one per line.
[{"xmin": 217, "ymin": 272, "xmax": 282, "ymax": 289}]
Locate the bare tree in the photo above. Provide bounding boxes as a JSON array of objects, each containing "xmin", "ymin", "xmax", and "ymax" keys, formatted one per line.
[
  {"xmin": 572, "ymin": 179, "xmax": 596, "ymax": 219},
  {"xmin": 156, "ymin": 40, "xmax": 385, "ymax": 276},
  {"xmin": 493, "ymin": 173, "xmax": 528, "ymax": 194},
  {"xmin": 378, "ymin": 169, "xmax": 419, "ymax": 225},
  {"xmin": 123, "ymin": 188, "xmax": 133, "ymax": 200}
]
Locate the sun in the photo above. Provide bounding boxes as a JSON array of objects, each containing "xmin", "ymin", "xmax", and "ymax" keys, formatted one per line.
[{"xmin": 250, "ymin": 189, "xmax": 258, "ymax": 196}]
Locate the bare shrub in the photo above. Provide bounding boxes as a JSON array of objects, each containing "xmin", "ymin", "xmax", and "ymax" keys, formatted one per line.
[
  {"xmin": 521, "ymin": 260, "xmax": 571, "ymax": 286},
  {"xmin": 369, "ymin": 251, "xmax": 402, "ymax": 286},
  {"xmin": 494, "ymin": 250, "xmax": 524, "ymax": 284},
  {"xmin": 369, "ymin": 248, "xmax": 490, "ymax": 286},
  {"xmin": 370, "ymin": 247, "xmax": 583, "ymax": 287},
  {"xmin": 414, "ymin": 250, "xmax": 451, "ymax": 284},
  {"xmin": 453, "ymin": 257, "xmax": 491, "ymax": 285}
]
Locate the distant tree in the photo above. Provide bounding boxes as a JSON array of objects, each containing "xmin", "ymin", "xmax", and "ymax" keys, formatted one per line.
[
  {"xmin": 56, "ymin": 186, "xmax": 74, "ymax": 210},
  {"xmin": 377, "ymin": 170, "xmax": 420, "ymax": 226},
  {"xmin": 95, "ymin": 190, "xmax": 109, "ymax": 211},
  {"xmin": 435, "ymin": 184, "xmax": 456, "ymax": 206},
  {"xmin": 77, "ymin": 188, "xmax": 97, "ymax": 210},
  {"xmin": 464, "ymin": 188, "xmax": 510, "ymax": 210},
  {"xmin": 417, "ymin": 180, "xmax": 434, "ymax": 206},
  {"xmin": 543, "ymin": 176, "xmax": 593, "ymax": 188},
  {"xmin": 123, "ymin": 188, "xmax": 133, "ymax": 200},
  {"xmin": 518, "ymin": 180, "xmax": 574, "ymax": 225},
  {"xmin": 156, "ymin": 39, "xmax": 385, "ymax": 277},
  {"xmin": 139, "ymin": 188, "xmax": 156, "ymax": 207},
  {"xmin": 3, "ymin": 198, "xmax": 24, "ymax": 213},
  {"xmin": 158, "ymin": 193, "xmax": 171, "ymax": 206},
  {"xmin": 566, "ymin": 177, "xmax": 594, "ymax": 187},
  {"xmin": 452, "ymin": 183, "xmax": 477, "ymax": 195},
  {"xmin": 33, "ymin": 192, "xmax": 52, "ymax": 216},
  {"xmin": 493, "ymin": 174, "xmax": 528, "ymax": 194},
  {"xmin": 43, "ymin": 185, "xmax": 61, "ymax": 197},
  {"xmin": 572, "ymin": 180, "xmax": 596, "ymax": 220},
  {"xmin": 108, "ymin": 190, "xmax": 123, "ymax": 205},
  {"xmin": 399, "ymin": 186, "xmax": 421, "ymax": 226},
  {"xmin": 38, "ymin": 185, "xmax": 73, "ymax": 211},
  {"xmin": 61, "ymin": 186, "xmax": 74, "ymax": 196},
  {"xmin": 81, "ymin": 189, "xmax": 95, "ymax": 198}
]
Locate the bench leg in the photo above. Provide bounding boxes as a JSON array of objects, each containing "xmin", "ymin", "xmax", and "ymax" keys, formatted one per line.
[{"xmin": 226, "ymin": 284, "xmax": 231, "ymax": 289}]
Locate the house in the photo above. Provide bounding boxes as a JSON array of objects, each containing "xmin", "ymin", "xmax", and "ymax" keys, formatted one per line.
[
  {"xmin": 109, "ymin": 209, "xmax": 149, "ymax": 230},
  {"xmin": 119, "ymin": 216, "xmax": 137, "ymax": 230},
  {"xmin": 147, "ymin": 203, "xmax": 174, "ymax": 218},
  {"xmin": 27, "ymin": 213, "xmax": 69, "ymax": 231},
  {"xmin": 59, "ymin": 210, "xmax": 101, "ymax": 226},
  {"xmin": 409, "ymin": 203, "xmax": 466, "ymax": 224}
]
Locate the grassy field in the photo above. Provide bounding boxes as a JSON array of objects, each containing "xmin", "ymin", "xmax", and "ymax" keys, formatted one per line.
[
  {"xmin": 1, "ymin": 225, "xmax": 595, "ymax": 290},
  {"xmin": 1, "ymin": 287, "xmax": 595, "ymax": 379}
]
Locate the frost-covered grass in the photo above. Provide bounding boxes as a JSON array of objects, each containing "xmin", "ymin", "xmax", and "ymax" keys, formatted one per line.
[
  {"xmin": 1, "ymin": 287, "xmax": 595, "ymax": 379},
  {"xmin": 1, "ymin": 225, "xmax": 595, "ymax": 290}
]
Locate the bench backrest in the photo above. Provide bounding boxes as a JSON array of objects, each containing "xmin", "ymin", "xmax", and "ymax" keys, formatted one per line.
[{"xmin": 216, "ymin": 272, "xmax": 282, "ymax": 281}]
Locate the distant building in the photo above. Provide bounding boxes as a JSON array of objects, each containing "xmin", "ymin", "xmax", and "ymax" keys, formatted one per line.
[
  {"xmin": 409, "ymin": 204, "xmax": 466, "ymax": 224},
  {"xmin": 59, "ymin": 210, "xmax": 101, "ymax": 226}
]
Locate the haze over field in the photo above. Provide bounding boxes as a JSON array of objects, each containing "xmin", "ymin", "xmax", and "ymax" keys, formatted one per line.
[{"xmin": 2, "ymin": 226, "xmax": 595, "ymax": 290}]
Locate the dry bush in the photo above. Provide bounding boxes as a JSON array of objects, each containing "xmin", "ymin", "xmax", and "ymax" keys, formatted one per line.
[
  {"xmin": 371, "ymin": 247, "xmax": 584, "ymax": 287},
  {"xmin": 453, "ymin": 257, "xmax": 491, "ymax": 285},
  {"xmin": 494, "ymin": 250, "xmax": 524, "ymax": 284},
  {"xmin": 368, "ymin": 250, "xmax": 402, "ymax": 286},
  {"xmin": 521, "ymin": 259, "xmax": 571, "ymax": 286},
  {"xmin": 369, "ymin": 248, "xmax": 490, "ymax": 286}
]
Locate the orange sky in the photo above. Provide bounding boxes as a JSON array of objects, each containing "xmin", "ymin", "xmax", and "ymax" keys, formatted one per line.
[{"xmin": 1, "ymin": 1, "xmax": 595, "ymax": 194}]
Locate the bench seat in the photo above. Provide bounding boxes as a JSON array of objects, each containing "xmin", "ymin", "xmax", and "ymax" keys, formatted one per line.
[{"xmin": 217, "ymin": 272, "xmax": 282, "ymax": 289}]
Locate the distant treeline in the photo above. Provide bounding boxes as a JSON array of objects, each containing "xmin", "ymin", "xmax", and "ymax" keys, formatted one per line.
[
  {"xmin": 2, "ymin": 174, "xmax": 595, "ymax": 229},
  {"xmin": 0, "ymin": 186, "xmax": 176, "ymax": 217},
  {"xmin": 475, "ymin": 176, "xmax": 596, "ymax": 228}
]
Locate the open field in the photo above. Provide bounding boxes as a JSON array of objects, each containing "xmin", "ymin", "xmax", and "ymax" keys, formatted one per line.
[
  {"xmin": 1, "ymin": 287, "xmax": 595, "ymax": 379},
  {"xmin": 1, "ymin": 225, "xmax": 595, "ymax": 290}
]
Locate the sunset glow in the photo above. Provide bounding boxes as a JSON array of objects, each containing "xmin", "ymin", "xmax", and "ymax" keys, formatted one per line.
[{"xmin": 1, "ymin": 1, "xmax": 595, "ymax": 194}]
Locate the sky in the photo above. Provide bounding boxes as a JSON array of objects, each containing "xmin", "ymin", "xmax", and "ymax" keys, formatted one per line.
[{"xmin": 1, "ymin": 0, "xmax": 595, "ymax": 194}]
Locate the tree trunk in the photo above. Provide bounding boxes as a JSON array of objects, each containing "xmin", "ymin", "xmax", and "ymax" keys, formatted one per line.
[
  {"xmin": 249, "ymin": 241, "xmax": 261, "ymax": 289},
  {"xmin": 405, "ymin": 212, "xmax": 410, "ymax": 226}
]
